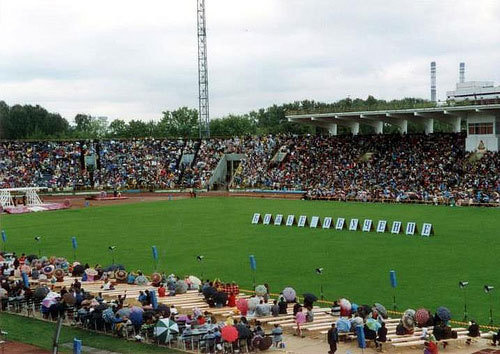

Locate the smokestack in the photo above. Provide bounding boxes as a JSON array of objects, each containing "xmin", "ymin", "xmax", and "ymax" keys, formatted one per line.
[
  {"xmin": 459, "ymin": 62, "xmax": 465, "ymax": 83},
  {"xmin": 430, "ymin": 61, "xmax": 436, "ymax": 102}
]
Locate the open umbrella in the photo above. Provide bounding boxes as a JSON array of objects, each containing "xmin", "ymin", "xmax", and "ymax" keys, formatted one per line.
[
  {"xmin": 129, "ymin": 306, "xmax": 144, "ymax": 326},
  {"xmin": 151, "ymin": 273, "xmax": 162, "ymax": 284},
  {"xmin": 282, "ymin": 287, "xmax": 296, "ymax": 302},
  {"xmin": 415, "ymin": 308, "xmax": 431, "ymax": 327},
  {"xmin": 34, "ymin": 286, "xmax": 50, "ymax": 300},
  {"xmin": 374, "ymin": 303, "xmax": 388, "ymax": 319},
  {"xmin": 42, "ymin": 292, "xmax": 60, "ymax": 308},
  {"xmin": 256, "ymin": 303, "xmax": 270, "ymax": 317},
  {"xmin": 236, "ymin": 323, "xmax": 252, "ymax": 338},
  {"xmin": 134, "ymin": 275, "xmax": 148, "ymax": 285},
  {"xmin": 117, "ymin": 308, "xmax": 131, "ymax": 318},
  {"xmin": 255, "ymin": 285, "xmax": 267, "ymax": 296},
  {"xmin": 154, "ymin": 318, "xmax": 179, "ymax": 343},
  {"xmin": 221, "ymin": 325, "xmax": 239, "ymax": 342},
  {"xmin": 247, "ymin": 297, "xmax": 260, "ymax": 311},
  {"xmin": 104, "ymin": 264, "xmax": 125, "ymax": 272},
  {"xmin": 188, "ymin": 275, "xmax": 202, "ymax": 288},
  {"xmin": 115, "ymin": 269, "xmax": 127, "ymax": 282},
  {"xmin": 236, "ymin": 298, "xmax": 248, "ymax": 315},
  {"xmin": 402, "ymin": 309, "xmax": 416, "ymax": 330},
  {"xmin": 336, "ymin": 318, "xmax": 351, "ymax": 332},
  {"xmin": 102, "ymin": 308, "xmax": 114, "ymax": 323},
  {"xmin": 436, "ymin": 306, "xmax": 451, "ymax": 322},
  {"xmin": 72, "ymin": 264, "xmax": 85, "ymax": 276},
  {"xmin": 339, "ymin": 298, "xmax": 352, "ymax": 316},
  {"xmin": 42, "ymin": 265, "xmax": 55, "ymax": 276},
  {"xmin": 296, "ymin": 312, "xmax": 306, "ymax": 325},
  {"xmin": 303, "ymin": 293, "xmax": 318, "ymax": 307},
  {"xmin": 85, "ymin": 268, "xmax": 98, "ymax": 281},
  {"xmin": 366, "ymin": 318, "xmax": 381, "ymax": 331},
  {"xmin": 258, "ymin": 336, "xmax": 273, "ymax": 350},
  {"xmin": 62, "ymin": 293, "xmax": 76, "ymax": 305},
  {"xmin": 175, "ymin": 280, "xmax": 188, "ymax": 294}
]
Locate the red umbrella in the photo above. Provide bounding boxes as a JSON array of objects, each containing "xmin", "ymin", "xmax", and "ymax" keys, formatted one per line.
[
  {"xmin": 415, "ymin": 308, "xmax": 431, "ymax": 327},
  {"xmin": 236, "ymin": 298, "xmax": 248, "ymax": 315},
  {"xmin": 221, "ymin": 326, "xmax": 239, "ymax": 343}
]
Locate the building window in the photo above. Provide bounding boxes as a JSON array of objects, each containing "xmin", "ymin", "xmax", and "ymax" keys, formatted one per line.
[{"xmin": 468, "ymin": 122, "xmax": 493, "ymax": 135}]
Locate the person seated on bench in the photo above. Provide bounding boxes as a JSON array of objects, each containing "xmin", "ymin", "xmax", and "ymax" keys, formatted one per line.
[
  {"xmin": 424, "ymin": 339, "xmax": 438, "ymax": 354},
  {"xmin": 376, "ymin": 322, "xmax": 387, "ymax": 351},
  {"xmin": 278, "ymin": 297, "xmax": 287, "ymax": 314},
  {"xmin": 466, "ymin": 320, "xmax": 480, "ymax": 345},
  {"xmin": 331, "ymin": 300, "xmax": 340, "ymax": 316},
  {"xmin": 491, "ymin": 327, "xmax": 500, "ymax": 346}
]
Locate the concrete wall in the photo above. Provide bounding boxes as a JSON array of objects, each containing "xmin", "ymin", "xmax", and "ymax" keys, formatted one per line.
[{"xmin": 465, "ymin": 113, "xmax": 500, "ymax": 152}]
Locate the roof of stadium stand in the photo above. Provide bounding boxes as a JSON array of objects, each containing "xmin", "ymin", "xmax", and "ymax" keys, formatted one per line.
[{"xmin": 286, "ymin": 103, "xmax": 500, "ymax": 124}]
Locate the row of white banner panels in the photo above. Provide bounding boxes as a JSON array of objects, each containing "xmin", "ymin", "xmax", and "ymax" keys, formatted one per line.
[{"xmin": 251, "ymin": 213, "xmax": 434, "ymax": 237}]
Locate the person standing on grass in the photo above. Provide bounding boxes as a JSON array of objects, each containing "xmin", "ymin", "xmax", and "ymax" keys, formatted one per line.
[{"xmin": 327, "ymin": 323, "xmax": 339, "ymax": 353}]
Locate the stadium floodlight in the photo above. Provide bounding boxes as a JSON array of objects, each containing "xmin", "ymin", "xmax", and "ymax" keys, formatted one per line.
[
  {"xmin": 484, "ymin": 285, "xmax": 494, "ymax": 325},
  {"xmin": 34, "ymin": 236, "xmax": 42, "ymax": 256},
  {"xmin": 459, "ymin": 281, "xmax": 469, "ymax": 321},
  {"xmin": 108, "ymin": 246, "xmax": 117, "ymax": 265},
  {"xmin": 316, "ymin": 267, "xmax": 324, "ymax": 300}
]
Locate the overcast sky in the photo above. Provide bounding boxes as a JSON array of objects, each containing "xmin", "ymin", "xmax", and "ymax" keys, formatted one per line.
[{"xmin": 1, "ymin": 0, "xmax": 499, "ymax": 122}]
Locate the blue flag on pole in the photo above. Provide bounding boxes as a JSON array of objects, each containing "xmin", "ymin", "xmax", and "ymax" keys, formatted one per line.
[
  {"xmin": 152, "ymin": 246, "xmax": 158, "ymax": 261},
  {"xmin": 73, "ymin": 338, "xmax": 82, "ymax": 354},
  {"xmin": 21, "ymin": 272, "xmax": 30, "ymax": 288},
  {"xmin": 72, "ymin": 236, "xmax": 78, "ymax": 250},
  {"xmin": 390, "ymin": 270, "xmax": 397, "ymax": 288},
  {"xmin": 150, "ymin": 290, "xmax": 158, "ymax": 310},
  {"xmin": 1, "ymin": 230, "xmax": 6, "ymax": 243},
  {"xmin": 249, "ymin": 255, "xmax": 257, "ymax": 271}
]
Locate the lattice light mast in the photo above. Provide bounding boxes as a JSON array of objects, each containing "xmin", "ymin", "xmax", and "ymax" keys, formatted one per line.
[{"xmin": 197, "ymin": 0, "xmax": 210, "ymax": 138}]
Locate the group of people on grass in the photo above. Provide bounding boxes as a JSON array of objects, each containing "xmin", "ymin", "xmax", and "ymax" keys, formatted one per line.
[{"xmin": 3, "ymin": 250, "xmax": 500, "ymax": 353}]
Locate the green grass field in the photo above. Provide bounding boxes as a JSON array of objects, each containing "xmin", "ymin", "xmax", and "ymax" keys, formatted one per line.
[
  {"xmin": 0, "ymin": 312, "xmax": 178, "ymax": 353},
  {"xmin": 1, "ymin": 197, "xmax": 499, "ymax": 325}
]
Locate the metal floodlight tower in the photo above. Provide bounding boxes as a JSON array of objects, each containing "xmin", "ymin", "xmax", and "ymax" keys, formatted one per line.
[
  {"xmin": 430, "ymin": 61, "xmax": 437, "ymax": 102},
  {"xmin": 197, "ymin": 0, "xmax": 210, "ymax": 139}
]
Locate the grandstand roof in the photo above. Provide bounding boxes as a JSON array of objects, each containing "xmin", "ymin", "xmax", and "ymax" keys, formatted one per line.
[{"xmin": 286, "ymin": 103, "xmax": 500, "ymax": 124}]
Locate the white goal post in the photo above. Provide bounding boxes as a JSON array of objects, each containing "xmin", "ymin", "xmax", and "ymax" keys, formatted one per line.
[{"xmin": 0, "ymin": 187, "xmax": 46, "ymax": 207}]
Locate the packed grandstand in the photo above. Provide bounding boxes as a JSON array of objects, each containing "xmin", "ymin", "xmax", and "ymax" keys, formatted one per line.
[{"xmin": 1, "ymin": 133, "xmax": 499, "ymax": 205}]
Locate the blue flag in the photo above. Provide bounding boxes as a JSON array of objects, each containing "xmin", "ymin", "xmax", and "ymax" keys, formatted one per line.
[
  {"xmin": 73, "ymin": 338, "xmax": 82, "ymax": 354},
  {"xmin": 152, "ymin": 246, "xmax": 158, "ymax": 261},
  {"xmin": 1, "ymin": 230, "xmax": 6, "ymax": 243},
  {"xmin": 72, "ymin": 236, "xmax": 78, "ymax": 250},
  {"xmin": 150, "ymin": 290, "xmax": 158, "ymax": 310},
  {"xmin": 249, "ymin": 255, "xmax": 257, "ymax": 271},
  {"xmin": 390, "ymin": 270, "xmax": 397, "ymax": 288},
  {"xmin": 21, "ymin": 272, "xmax": 30, "ymax": 288}
]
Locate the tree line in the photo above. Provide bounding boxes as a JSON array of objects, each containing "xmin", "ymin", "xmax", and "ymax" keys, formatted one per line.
[{"xmin": 0, "ymin": 96, "xmax": 446, "ymax": 140}]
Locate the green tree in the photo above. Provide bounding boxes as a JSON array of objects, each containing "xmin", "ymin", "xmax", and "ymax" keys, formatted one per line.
[{"xmin": 159, "ymin": 107, "xmax": 198, "ymax": 137}]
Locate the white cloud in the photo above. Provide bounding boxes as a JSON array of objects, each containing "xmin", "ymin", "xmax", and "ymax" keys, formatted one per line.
[{"xmin": 0, "ymin": 0, "xmax": 499, "ymax": 122}]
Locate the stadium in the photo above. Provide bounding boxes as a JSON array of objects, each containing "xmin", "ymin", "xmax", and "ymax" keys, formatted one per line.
[{"xmin": 1, "ymin": 1, "xmax": 500, "ymax": 354}]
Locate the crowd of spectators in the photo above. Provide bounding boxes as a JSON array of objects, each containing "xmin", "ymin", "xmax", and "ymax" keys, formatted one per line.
[
  {"xmin": 232, "ymin": 133, "xmax": 500, "ymax": 205},
  {"xmin": 1, "ymin": 134, "xmax": 498, "ymax": 205},
  {"xmin": 0, "ymin": 141, "xmax": 83, "ymax": 189}
]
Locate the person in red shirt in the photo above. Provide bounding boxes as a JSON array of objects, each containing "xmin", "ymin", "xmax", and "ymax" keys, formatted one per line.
[
  {"xmin": 197, "ymin": 315, "xmax": 206, "ymax": 326},
  {"xmin": 18, "ymin": 253, "xmax": 26, "ymax": 266},
  {"xmin": 158, "ymin": 284, "xmax": 166, "ymax": 297},
  {"xmin": 227, "ymin": 292, "xmax": 236, "ymax": 307}
]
